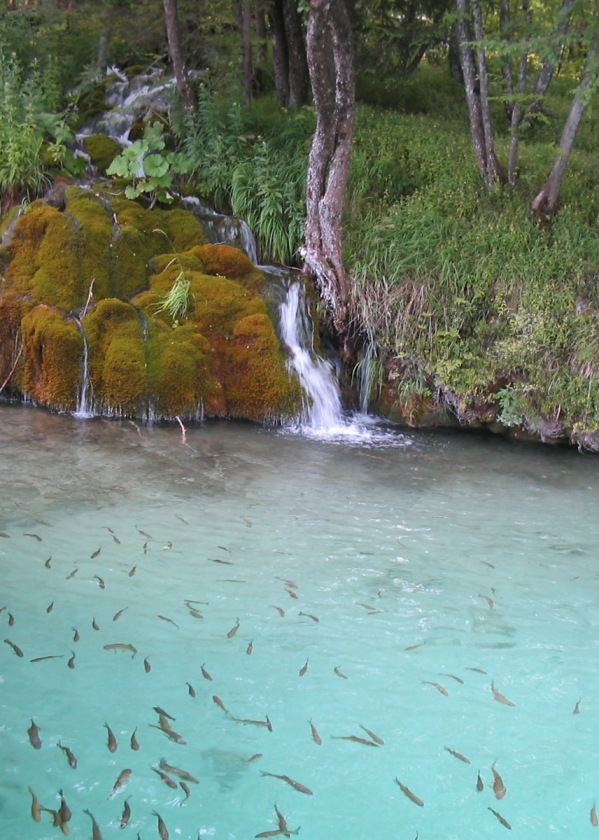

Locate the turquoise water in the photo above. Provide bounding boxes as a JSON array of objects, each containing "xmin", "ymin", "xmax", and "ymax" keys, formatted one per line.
[{"xmin": 1, "ymin": 404, "xmax": 599, "ymax": 839}]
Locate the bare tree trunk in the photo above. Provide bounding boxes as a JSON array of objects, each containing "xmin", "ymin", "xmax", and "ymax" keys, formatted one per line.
[
  {"xmin": 532, "ymin": 40, "xmax": 599, "ymax": 220},
  {"xmin": 163, "ymin": 0, "xmax": 195, "ymax": 112},
  {"xmin": 283, "ymin": 0, "xmax": 310, "ymax": 107},
  {"xmin": 472, "ymin": 0, "xmax": 504, "ymax": 184},
  {"xmin": 507, "ymin": 0, "xmax": 530, "ymax": 186},
  {"xmin": 269, "ymin": 0, "xmax": 290, "ymax": 106},
  {"xmin": 302, "ymin": 0, "xmax": 355, "ymax": 326},
  {"xmin": 527, "ymin": 0, "xmax": 575, "ymax": 118},
  {"xmin": 456, "ymin": 0, "xmax": 489, "ymax": 183}
]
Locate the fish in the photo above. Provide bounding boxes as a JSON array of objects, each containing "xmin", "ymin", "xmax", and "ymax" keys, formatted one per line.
[
  {"xmin": 591, "ymin": 801, "xmax": 598, "ymax": 827},
  {"xmin": 4, "ymin": 638, "xmax": 24, "ymax": 657},
  {"xmin": 246, "ymin": 640, "xmax": 254, "ymax": 655},
  {"xmin": 260, "ymin": 771, "xmax": 314, "ymax": 796},
  {"xmin": 404, "ymin": 642, "xmax": 424, "ymax": 651},
  {"xmin": 28, "ymin": 786, "xmax": 42, "ymax": 822},
  {"xmin": 272, "ymin": 605, "xmax": 285, "ymax": 617},
  {"xmin": 157, "ymin": 614, "xmax": 179, "ymax": 628},
  {"xmin": 285, "ymin": 588, "xmax": 298, "ymax": 600},
  {"xmin": 180, "ymin": 781, "xmax": 191, "ymax": 800},
  {"xmin": 83, "ymin": 808, "xmax": 104, "ymax": 840},
  {"xmin": 227, "ymin": 618, "xmax": 240, "ymax": 638},
  {"xmin": 25, "ymin": 532, "xmax": 42, "ymax": 542},
  {"xmin": 120, "ymin": 796, "xmax": 132, "ymax": 828},
  {"xmin": 422, "ymin": 680, "xmax": 448, "ymax": 696},
  {"xmin": 442, "ymin": 673, "xmax": 465, "ymax": 684},
  {"xmin": 40, "ymin": 806, "xmax": 65, "ymax": 831},
  {"xmin": 573, "ymin": 697, "xmax": 581, "ymax": 715},
  {"xmin": 136, "ymin": 527, "xmax": 152, "ymax": 539},
  {"xmin": 237, "ymin": 715, "xmax": 273, "ymax": 731},
  {"xmin": 30, "ymin": 654, "xmax": 64, "ymax": 662},
  {"xmin": 187, "ymin": 606, "xmax": 203, "ymax": 618},
  {"xmin": 58, "ymin": 789, "xmax": 72, "ymax": 823},
  {"xmin": 66, "ymin": 568, "xmax": 78, "ymax": 579},
  {"xmin": 488, "ymin": 806, "xmax": 512, "ymax": 830},
  {"xmin": 0, "ymin": 531, "xmax": 9, "ymax": 537},
  {"xmin": 113, "ymin": 607, "xmax": 128, "ymax": 621},
  {"xmin": 103, "ymin": 642, "xmax": 137, "ymax": 657},
  {"xmin": 334, "ymin": 666, "xmax": 348, "ymax": 679},
  {"xmin": 479, "ymin": 593, "xmax": 494, "ymax": 609},
  {"xmin": 152, "ymin": 810, "xmax": 170, "ymax": 840},
  {"xmin": 176, "ymin": 515, "xmax": 189, "ymax": 525},
  {"xmin": 91, "ymin": 547, "xmax": 101, "ymax": 558},
  {"xmin": 144, "ymin": 657, "xmax": 151, "ymax": 672},
  {"xmin": 213, "ymin": 695, "xmax": 229, "ymax": 713},
  {"xmin": 104, "ymin": 722, "xmax": 118, "ymax": 752},
  {"xmin": 201, "ymin": 663, "xmax": 213, "ymax": 681},
  {"xmin": 128, "ymin": 565, "xmax": 136, "ymax": 577},
  {"xmin": 309, "ymin": 720, "xmax": 322, "ymax": 745},
  {"xmin": 112, "ymin": 534, "xmax": 121, "ymax": 544},
  {"xmin": 491, "ymin": 681, "xmax": 516, "ymax": 707},
  {"xmin": 245, "ymin": 753, "xmax": 263, "ymax": 763},
  {"xmin": 28, "ymin": 719, "xmax": 42, "ymax": 749},
  {"xmin": 445, "ymin": 746, "xmax": 471, "ymax": 764},
  {"xmin": 476, "ymin": 770, "xmax": 484, "ymax": 791},
  {"xmin": 151, "ymin": 723, "xmax": 187, "ymax": 745},
  {"xmin": 394, "ymin": 778, "xmax": 424, "ymax": 807},
  {"xmin": 46, "ymin": 601, "xmax": 54, "ymax": 614},
  {"xmin": 45, "ymin": 556, "xmax": 52, "ymax": 568},
  {"xmin": 218, "ymin": 545, "xmax": 231, "ymax": 552},
  {"xmin": 152, "ymin": 766, "xmax": 178, "ymax": 789},
  {"xmin": 187, "ymin": 682, "xmax": 196, "ymax": 697},
  {"xmin": 465, "ymin": 666, "xmax": 487, "ymax": 674},
  {"xmin": 92, "ymin": 616, "xmax": 100, "ymax": 630},
  {"xmin": 481, "ymin": 560, "xmax": 495, "ymax": 568},
  {"xmin": 130, "ymin": 728, "xmax": 139, "ymax": 751},
  {"xmin": 331, "ymin": 735, "xmax": 379, "ymax": 747},
  {"xmin": 143, "ymin": 541, "xmax": 149, "ymax": 553},
  {"xmin": 359, "ymin": 724, "xmax": 384, "ymax": 745},
  {"xmin": 67, "ymin": 651, "xmax": 76, "ymax": 669},
  {"xmin": 210, "ymin": 557, "xmax": 234, "ymax": 565},
  {"xmin": 356, "ymin": 602, "xmax": 377, "ymax": 611},
  {"xmin": 276, "ymin": 576, "xmax": 298, "ymax": 589},
  {"xmin": 72, "ymin": 627, "xmax": 80, "ymax": 642},
  {"xmin": 94, "ymin": 575, "xmax": 106, "ymax": 589},
  {"xmin": 491, "ymin": 762, "xmax": 507, "ymax": 799},
  {"xmin": 159, "ymin": 758, "xmax": 199, "ymax": 783},
  {"xmin": 8, "ymin": 612, "xmax": 15, "ymax": 626},
  {"xmin": 58, "ymin": 741, "xmax": 78, "ymax": 768},
  {"xmin": 299, "ymin": 659, "xmax": 309, "ymax": 677},
  {"xmin": 110, "ymin": 768, "xmax": 132, "ymax": 797},
  {"xmin": 154, "ymin": 706, "xmax": 176, "ymax": 721},
  {"xmin": 299, "ymin": 611, "xmax": 319, "ymax": 622}
]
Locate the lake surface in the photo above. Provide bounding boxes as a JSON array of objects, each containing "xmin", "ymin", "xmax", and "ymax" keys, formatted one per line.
[{"xmin": 1, "ymin": 404, "xmax": 598, "ymax": 839}]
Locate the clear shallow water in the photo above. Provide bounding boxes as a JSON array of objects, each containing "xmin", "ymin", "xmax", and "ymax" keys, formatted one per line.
[{"xmin": 1, "ymin": 405, "xmax": 599, "ymax": 839}]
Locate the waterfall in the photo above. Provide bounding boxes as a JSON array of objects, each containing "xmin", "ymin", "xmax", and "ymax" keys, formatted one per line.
[
  {"xmin": 183, "ymin": 198, "xmax": 258, "ymax": 264},
  {"xmin": 72, "ymin": 319, "xmax": 93, "ymax": 418},
  {"xmin": 280, "ymin": 282, "xmax": 344, "ymax": 431}
]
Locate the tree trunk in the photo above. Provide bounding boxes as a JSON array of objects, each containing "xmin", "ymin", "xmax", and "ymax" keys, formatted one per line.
[
  {"xmin": 526, "ymin": 0, "xmax": 575, "ymax": 118},
  {"xmin": 532, "ymin": 40, "xmax": 599, "ymax": 220},
  {"xmin": 163, "ymin": 0, "xmax": 195, "ymax": 112},
  {"xmin": 283, "ymin": 0, "xmax": 310, "ymax": 107},
  {"xmin": 269, "ymin": 0, "xmax": 290, "ymax": 107},
  {"xmin": 302, "ymin": 0, "xmax": 355, "ymax": 326}
]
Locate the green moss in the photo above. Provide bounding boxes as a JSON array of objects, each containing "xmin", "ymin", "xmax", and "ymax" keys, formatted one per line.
[
  {"xmin": 152, "ymin": 208, "xmax": 205, "ymax": 252},
  {"xmin": 193, "ymin": 244, "xmax": 256, "ymax": 279},
  {"xmin": 225, "ymin": 312, "xmax": 302, "ymax": 420},
  {"xmin": 83, "ymin": 135, "xmax": 124, "ymax": 173},
  {"xmin": 21, "ymin": 305, "xmax": 83, "ymax": 410}
]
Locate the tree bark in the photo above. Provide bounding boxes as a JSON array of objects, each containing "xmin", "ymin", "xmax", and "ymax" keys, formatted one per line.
[
  {"xmin": 282, "ymin": 0, "xmax": 310, "ymax": 107},
  {"xmin": 302, "ymin": 0, "xmax": 355, "ymax": 325},
  {"xmin": 163, "ymin": 0, "xmax": 195, "ymax": 112},
  {"xmin": 269, "ymin": 0, "xmax": 290, "ymax": 106},
  {"xmin": 532, "ymin": 38, "xmax": 599, "ymax": 220}
]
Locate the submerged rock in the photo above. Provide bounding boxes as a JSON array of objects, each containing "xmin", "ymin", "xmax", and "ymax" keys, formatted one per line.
[{"xmin": 0, "ymin": 186, "xmax": 302, "ymax": 422}]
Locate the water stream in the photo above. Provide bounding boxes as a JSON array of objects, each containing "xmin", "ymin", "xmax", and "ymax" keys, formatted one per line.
[{"xmin": 1, "ymin": 406, "xmax": 598, "ymax": 840}]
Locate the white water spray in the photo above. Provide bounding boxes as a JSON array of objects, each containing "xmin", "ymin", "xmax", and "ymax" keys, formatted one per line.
[
  {"xmin": 280, "ymin": 282, "xmax": 344, "ymax": 430},
  {"xmin": 72, "ymin": 319, "xmax": 93, "ymax": 418}
]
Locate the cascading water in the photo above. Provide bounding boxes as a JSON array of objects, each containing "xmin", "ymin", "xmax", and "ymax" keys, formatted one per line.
[
  {"xmin": 72, "ymin": 318, "xmax": 93, "ymax": 418},
  {"xmin": 279, "ymin": 281, "xmax": 410, "ymax": 445}
]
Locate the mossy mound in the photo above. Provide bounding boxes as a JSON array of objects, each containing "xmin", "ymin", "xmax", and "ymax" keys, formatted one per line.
[
  {"xmin": 0, "ymin": 188, "xmax": 301, "ymax": 423},
  {"xmin": 83, "ymin": 135, "xmax": 123, "ymax": 173}
]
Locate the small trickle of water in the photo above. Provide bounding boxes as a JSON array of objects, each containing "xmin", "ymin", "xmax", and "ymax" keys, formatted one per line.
[{"xmin": 72, "ymin": 318, "xmax": 93, "ymax": 418}]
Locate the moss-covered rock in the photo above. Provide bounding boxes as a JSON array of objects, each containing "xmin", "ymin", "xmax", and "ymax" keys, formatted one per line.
[
  {"xmin": 83, "ymin": 135, "xmax": 123, "ymax": 173},
  {"xmin": 0, "ymin": 187, "xmax": 301, "ymax": 424}
]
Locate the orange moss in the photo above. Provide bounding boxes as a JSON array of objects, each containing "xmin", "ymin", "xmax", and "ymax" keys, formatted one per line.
[
  {"xmin": 192, "ymin": 244, "xmax": 257, "ymax": 279},
  {"xmin": 152, "ymin": 207, "xmax": 205, "ymax": 252},
  {"xmin": 21, "ymin": 305, "xmax": 83, "ymax": 409},
  {"xmin": 0, "ymin": 291, "xmax": 30, "ymax": 393}
]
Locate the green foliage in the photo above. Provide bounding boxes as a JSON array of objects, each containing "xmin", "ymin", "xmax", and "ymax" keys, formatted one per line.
[
  {"xmin": 106, "ymin": 122, "xmax": 192, "ymax": 207},
  {"xmin": 179, "ymin": 88, "xmax": 312, "ymax": 264},
  {"xmin": 0, "ymin": 46, "xmax": 76, "ymax": 202}
]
